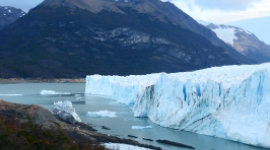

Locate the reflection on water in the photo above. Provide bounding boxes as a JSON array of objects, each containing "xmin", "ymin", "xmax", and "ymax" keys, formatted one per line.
[{"xmin": 0, "ymin": 83, "xmax": 268, "ymax": 150}]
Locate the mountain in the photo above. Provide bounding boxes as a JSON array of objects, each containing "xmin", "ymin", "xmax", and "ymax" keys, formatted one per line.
[
  {"xmin": 85, "ymin": 63, "xmax": 270, "ymax": 148},
  {"xmin": 0, "ymin": 0, "xmax": 246, "ymax": 78},
  {"xmin": 0, "ymin": 6, "xmax": 26, "ymax": 30},
  {"xmin": 198, "ymin": 20, "xmax": 270, "ymax": 63},
  {"xmin": 229, "ymin": 16, "xmax": 270, "ymax": 45}
]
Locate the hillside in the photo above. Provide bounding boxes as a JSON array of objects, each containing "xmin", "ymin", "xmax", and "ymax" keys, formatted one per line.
[
  {"xmin": 0, "ymin": 0, "xmax": 241, "ymax": 78},
  {"xmin": 0, "ymin": 100, "xmax": 160, "ymax": 150}
]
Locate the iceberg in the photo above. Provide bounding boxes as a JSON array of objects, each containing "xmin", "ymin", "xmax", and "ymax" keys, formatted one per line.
[
  {"xmin": 40, "ymin": 90, "xmax": 71, "ymax": 96},
  {"xmin": 85, "ymin": 63, "xmax": 270, "ymax": 148},
  {"xmin": 51, "ymin": 101, "xmax": 81, "ymax": 124},
  {"xmin": 132, "ymin": 126, "xmax": 152, "ymax": 129},
  {"xmin": 103, "ymin": 143, "xmax": 152, "ymax": 150},
  {"xmin": 0, "ymin": 94, "xmax": 23, "ymax": 96},
  {"xmin": 86, "ymin": 110, "xmax": 117, "ymax": 118}
]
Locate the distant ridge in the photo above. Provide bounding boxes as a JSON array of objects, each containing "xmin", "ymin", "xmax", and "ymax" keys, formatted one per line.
[
  {"xmin": 198, "ymin": 20, "xmax": 270, "ymax": 63},
  {"xmin": 0, "ymin": 6, "xmax": 26, "ymax": 30}
]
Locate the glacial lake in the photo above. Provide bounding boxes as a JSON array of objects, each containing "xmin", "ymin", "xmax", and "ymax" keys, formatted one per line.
[{"xmin": 0, "ymin": 83, "xmax": 268, "ymax": 150}]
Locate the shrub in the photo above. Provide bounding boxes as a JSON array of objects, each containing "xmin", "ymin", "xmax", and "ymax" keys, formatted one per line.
[{"xmin": 0, "ymin": 115, "xmax": 107, "ymax": 150}]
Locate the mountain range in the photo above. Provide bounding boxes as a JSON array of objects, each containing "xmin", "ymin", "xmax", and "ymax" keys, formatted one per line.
[
  {"xmin": 198, "ymin": 20, "xmax": 270, "ymax": 63},
  {"xmin": 0, "ymin": 6, "xmax": 26, "ymax": 30},
  {"xmin": 229, "ymin": 16, "xmax": 270, "ymax": 45},
  {"xmin": 0, "ymin": 0, "xmax": 254, "ymax": 78}
]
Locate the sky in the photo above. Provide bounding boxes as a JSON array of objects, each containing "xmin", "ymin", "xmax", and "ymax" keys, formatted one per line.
[
  {"xmin": 0, "ymin": 0, "xmax": 269, "ymax": 23},
  {"xmin": 163, "ymin": 0, "xmax": 270, "ymax": 44},
  {"xmin": 0, "ymin": 0, "xmax": 44, "ymax": 12},
  {"xmin": 0, "ymin": 0, "xmax": 269, "ymax": 44},
  {"xmin": 164, "ymin": 0, "xmax": 270, "ymax": 24}
]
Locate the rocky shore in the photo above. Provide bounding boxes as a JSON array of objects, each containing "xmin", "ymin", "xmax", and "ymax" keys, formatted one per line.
[{"xmin": 0, "ymin": 100, "xmax": 161, "ymax": 150}]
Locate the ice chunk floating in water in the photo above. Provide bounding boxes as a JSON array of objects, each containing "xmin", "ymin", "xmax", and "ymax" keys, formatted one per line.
[
  {"xmin": 0, "ymin": 94, "xmax": 23, "ymax": 96},
  {"xmin": 40, "ymin": 90, "xmax": 71, "ymax": 95},
  {"xmin": 85, "ymin": 63, "xmax": 270, "ymax": 148},
  {"xmin": 132, "ymin": 126, "xmax": 152, "ymax": 129},
  {"xmin": 86, "ymin": 110, "xmax": 117, "ymax": 118},
  {"xmin": 103, "ymin": 143, "xmax": 152, "ymax": 150},
  {"xmin": 51, "ymin": 101, "xmax": 81, "ymax": 124}
]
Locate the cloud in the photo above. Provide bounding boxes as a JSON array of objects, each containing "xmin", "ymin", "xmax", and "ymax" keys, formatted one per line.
[
  {"xmin": 192, "ymin": 0, "xmax": 262, "ymax": 11},
  {"xmin": 0, "ymin": 0, "xmax": 44, "ymax": 12},
  {"xmin": 164, "ymin": 0, "xmax": 270, "ymax": 23},
  {"xmin": 1, "ymin": 0, "xmax": 270, "ymax": 24}
]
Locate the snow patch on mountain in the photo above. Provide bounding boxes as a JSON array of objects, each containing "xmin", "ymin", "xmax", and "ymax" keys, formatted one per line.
[
  {"xmin": 85, "ymin": 63, "xmax": 270, "ymax": 148},
  {"xmin": 212, "ymin": 27, "xmax": 237, "ymax": 45},
  {"xmin": 197, "ymin": 20, "xmax": 238, "ymax": 45},
  {"xmin": 0, "ymin": 6, "xmax": 26, "ymax": 17},
  {"xmin": 197, "ymin": 20, "xmax": 270, "ymax": 63}
]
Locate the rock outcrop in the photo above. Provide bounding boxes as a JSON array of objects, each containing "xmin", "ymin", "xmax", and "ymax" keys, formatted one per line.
[{"xmin": 0, "ymin": 100, "xmax": 161, "ymax": 150}]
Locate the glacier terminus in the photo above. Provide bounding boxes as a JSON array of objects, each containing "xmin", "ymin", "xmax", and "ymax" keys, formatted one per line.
[{"xmin": 85, "ymin": 63, "xmax": 270, "ymax": 148}]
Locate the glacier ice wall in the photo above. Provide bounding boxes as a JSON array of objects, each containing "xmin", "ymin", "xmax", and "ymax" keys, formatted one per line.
[{"xmin": 85, "ymin": 63, "xmax": 270, "ymax": 148}]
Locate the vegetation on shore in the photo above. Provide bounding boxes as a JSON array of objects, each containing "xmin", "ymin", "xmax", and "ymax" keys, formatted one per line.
[{"xmin": 0, "ymin": 115, "xmax": 107, "ymax": 150}]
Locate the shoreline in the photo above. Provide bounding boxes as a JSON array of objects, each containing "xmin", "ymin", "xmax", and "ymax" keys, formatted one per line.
[
  {"xmin": 0, "ymin": 78, "xmax": 86, "ymax": 84},
  {"xmin": 0, "ymin": 100, "xmax": 161, "ymax": 150}
]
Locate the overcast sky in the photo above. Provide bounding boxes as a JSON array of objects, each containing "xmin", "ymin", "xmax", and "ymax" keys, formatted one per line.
[
  {"xmin": 0, "ymin": 0, "xmax": 43, "ymax": 12},
  {"xmin": 165, "ymin": 0, "xmax": 270, "ymax": 23},
  {"xmin": 1, "ymin": 0, "xmax": 270, "ymax": 23}
]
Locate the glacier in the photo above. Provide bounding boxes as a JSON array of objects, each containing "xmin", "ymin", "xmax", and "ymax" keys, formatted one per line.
[{"xmin": 85, "ymin": 63, "xmax": 270, "ymax": 148}]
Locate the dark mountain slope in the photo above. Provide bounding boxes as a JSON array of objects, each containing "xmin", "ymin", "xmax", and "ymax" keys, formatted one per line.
[
  {"xmin": 0, "ymin": 0, "xmax": 238, "ymax": 78},
  {"xmin": 0, "ymin": 6, "xmax": 26, "ymax": 30},
  {"xmin": 137, "ymin": 1, "xmax": 254, "ymax": 64}
]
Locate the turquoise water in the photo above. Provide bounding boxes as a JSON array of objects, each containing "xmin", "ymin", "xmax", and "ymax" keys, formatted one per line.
[{"xmin": 0, "ymin": 83, "xmax": 268, "ymax": 150}]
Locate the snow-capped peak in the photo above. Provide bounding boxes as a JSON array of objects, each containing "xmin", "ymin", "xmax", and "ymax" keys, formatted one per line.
[
  {"xmin": 0, "ymin": 6, "xmax": 26, "ymax": 17},
  {"xmin": 197, "ymin": 20, "xmax": 238, "ymax": 46},
  {"xmin": 197, "ymin": 20, "xmax": 270, "ymax": 63}
]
